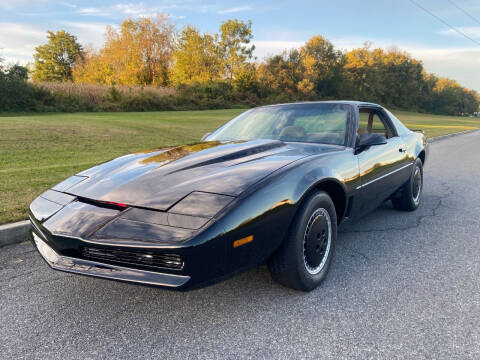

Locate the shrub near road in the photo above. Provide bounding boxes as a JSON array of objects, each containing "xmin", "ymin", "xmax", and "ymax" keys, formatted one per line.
[{"xmin": 1, "ymin": 109, "xmax": 480, "ymax": 225}]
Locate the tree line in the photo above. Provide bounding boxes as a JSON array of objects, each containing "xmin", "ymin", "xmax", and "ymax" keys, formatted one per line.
[{"xmin": 2, "ymin": 14, "xmax": 479, "ymax": 115}]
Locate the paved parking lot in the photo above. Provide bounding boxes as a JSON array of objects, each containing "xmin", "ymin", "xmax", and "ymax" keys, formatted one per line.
[{"xmin": 1, "ymin": 132, "xmax": 479, "ymax": 359}]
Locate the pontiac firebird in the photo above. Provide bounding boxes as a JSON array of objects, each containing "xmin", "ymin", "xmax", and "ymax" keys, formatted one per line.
[{"xmin": 29, "ymin": 101, "xmax": 427, "ymax": 291}]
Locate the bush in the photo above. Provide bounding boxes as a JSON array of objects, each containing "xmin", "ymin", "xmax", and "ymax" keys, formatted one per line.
[
  {"xmin": 0, "ymin": 73, "xmax": 53, "ymax": 112},
  {"xmin": 1, "ymin": 81, "xmax": 237, "ymax": 112}
]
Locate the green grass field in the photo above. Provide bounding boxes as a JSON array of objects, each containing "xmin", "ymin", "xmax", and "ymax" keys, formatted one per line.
[{"xmin": 1, "ymin": 109, "xmax": 479, "ymax": 224}]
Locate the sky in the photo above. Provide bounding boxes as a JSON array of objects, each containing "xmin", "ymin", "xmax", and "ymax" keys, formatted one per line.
[{"xmin": 1, "ymin": 0, "xmax": 480, "ymax": 91}]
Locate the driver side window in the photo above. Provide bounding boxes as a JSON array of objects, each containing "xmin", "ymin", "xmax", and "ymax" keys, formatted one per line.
[{"xmin": 358, "ymin": 110, "xmax": 394, "ymax": 139}]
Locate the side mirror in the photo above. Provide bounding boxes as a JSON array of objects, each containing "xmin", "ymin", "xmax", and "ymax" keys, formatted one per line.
[
  {"xmin": 357, "ymin": 133, "xmax": 387, "ymax": 151},
  {"xmin": 201, "ymin": 132, "xmax": 211, "ymax": 141}
]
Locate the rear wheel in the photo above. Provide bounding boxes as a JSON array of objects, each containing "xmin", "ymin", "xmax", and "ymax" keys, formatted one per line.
[
  {"xmin": 268, "ymin": 191, "xmax": 337, "ymax": 291},
  {"xmin": 392, "ymin": 158, "xmax": 423, "ymax": 211}
]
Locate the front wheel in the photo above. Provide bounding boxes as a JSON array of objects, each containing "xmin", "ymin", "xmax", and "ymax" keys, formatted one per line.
[
  {"xmin": 268, "ymin": 191, "xmax": 337, "ymax": 291},
  {"xmin": 392, "ymin": 158, "xmax": 423, "ymax": 211}
]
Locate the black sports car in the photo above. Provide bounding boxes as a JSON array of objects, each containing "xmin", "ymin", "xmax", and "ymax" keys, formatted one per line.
[{"xmin": 29, "ymin": 101, "xmax": 427, "ymax": 291}]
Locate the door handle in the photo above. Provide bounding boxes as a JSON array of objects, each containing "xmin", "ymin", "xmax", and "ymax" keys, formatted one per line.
[{"xmin": 399, "ymin": 148, "xmax": 406, "ymax": 153}]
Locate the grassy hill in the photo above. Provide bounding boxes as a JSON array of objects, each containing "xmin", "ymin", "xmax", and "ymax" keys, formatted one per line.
[{"xmin": 1, "ymin": 109, "xmax": 478, "ymax": 224}]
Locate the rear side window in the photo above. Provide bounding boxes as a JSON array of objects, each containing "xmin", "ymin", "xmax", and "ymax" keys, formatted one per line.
[
  {"xmin": 358, "ymin": 109, "xmax": 395, "ymax": 139},
  {"xmin": 384, "ymin": 109, "xmax": 411, "ymax": 136},
  {"xmin": 359, "ymin": 112, "xmax": 388, "ymax": 136}
]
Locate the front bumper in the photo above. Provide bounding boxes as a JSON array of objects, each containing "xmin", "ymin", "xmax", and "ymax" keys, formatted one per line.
[{"xmin": 30, "ymin": 228, "xmax": 191, "ymax": 288}]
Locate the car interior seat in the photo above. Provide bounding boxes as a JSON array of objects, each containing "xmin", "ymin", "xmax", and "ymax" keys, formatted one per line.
[{"xmin": 279, "ymin": 126, "xmax": 307, "ymax": 141}]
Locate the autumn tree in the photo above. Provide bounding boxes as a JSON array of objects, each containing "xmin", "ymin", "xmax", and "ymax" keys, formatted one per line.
[
  {"xmin": 32, "ymin": 30, "xmax": 82, "ymax": 82},
  {"xmin": 170, "ymin": 26, "xmax": 222, "ymax": 85},
  {"xmin": 219, "ymin": 19, "xmax": 255, "ymax": 81},
  {"xmin": 343, "ymin": 43, "xmax": 382, "ymax": 101},
  {"xmin": 463, "ymin": 89, "xmax": 480, "ymax": 114},
  {"xmin": 432, "ymin": 78, "xmax": 469, "ymax": 115},
  {"xmin": 170, "ymin": 19, "xmax": 255, "ymax": 88},
  {"xmin": 257, "ymin": 49, "xmax": 304, "ymax": 98},
  {"xmin": 73, "ymin": 14, "xmax": 174, "ymax": 85},
  {"xmin": 257, "ymin": 35, "xmax": 344, "ymax": 99},
  {"xmin": 378, "ymin": 47, "xmax": 424, "ymax": 109},
  {"xmin": 344, "ymin": 44, "xmax": 425, "ymax": 109},
  {"xmin": 300, "ymin": 35, "xmax": 345, "ymax": 97},
  {"xmin": 71, "ymin": 46, "xmax": 111, "ymax": 84},
  {"xmin": 417, "ymin": 72, "xmax": 438, "ymax": 113}
]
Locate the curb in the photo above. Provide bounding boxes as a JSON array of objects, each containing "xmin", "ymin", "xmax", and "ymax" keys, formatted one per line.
[
  {"xmin": 1, "ymin": 127, "xmax": 479, "ymax": 248},
  {"xmin": 0, "ymin": 220, "xmax": 30, "ymax": 248},
  {"xmin": 428, "ymin": 128, "xmax": 480, "ymax": 143}
]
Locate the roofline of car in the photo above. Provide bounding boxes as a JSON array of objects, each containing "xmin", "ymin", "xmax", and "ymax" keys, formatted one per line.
[{"xmin": 255, "ymin": 100, "xmax": 382, "ymax": 109}]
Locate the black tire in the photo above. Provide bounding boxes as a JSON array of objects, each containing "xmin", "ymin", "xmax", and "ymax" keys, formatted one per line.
[
  {"xmin": 268, "ymin": 191, "xmax": 337, "ymax": 291},
  {"xmin": 391, "ymin": 158, "xmax": 423, "ymax": 211}
]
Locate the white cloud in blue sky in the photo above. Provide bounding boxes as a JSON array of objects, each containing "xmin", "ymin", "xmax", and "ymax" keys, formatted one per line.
[
  {"xmin": 218, "ymin": 6, "xmax": 252, "ymax": 15},
  {"xmin": 1, "ymin": 0, "xmax": 480, "ymax": 91},
  {"xmin": 440, "ymin": 26, "xmax": 480, "ymax": 39}
]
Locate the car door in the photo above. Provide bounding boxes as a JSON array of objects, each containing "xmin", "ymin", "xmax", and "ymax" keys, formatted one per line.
[{"xmin": 356, "ymin": 107, "xmax": 411, "ymax": 214}]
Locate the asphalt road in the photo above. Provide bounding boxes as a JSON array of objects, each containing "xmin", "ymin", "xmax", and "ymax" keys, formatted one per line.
[{"xmin": 1, "ymin": 132, "xmax": 480, "ymax": 360}]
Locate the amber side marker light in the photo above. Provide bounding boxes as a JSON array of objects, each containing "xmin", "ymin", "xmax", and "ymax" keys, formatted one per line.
[{"xmin": 233, "ymin": 235, "xmax": 254, "ymax": 248}]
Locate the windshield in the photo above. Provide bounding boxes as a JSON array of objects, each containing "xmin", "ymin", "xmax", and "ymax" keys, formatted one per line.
[{"xmin": 206, "ymin": 103, "xmax": 352, "ymax": 145}]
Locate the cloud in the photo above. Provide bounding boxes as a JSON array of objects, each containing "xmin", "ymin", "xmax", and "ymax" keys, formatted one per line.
[
  {"xmin": 58, "ymin": 1, "xmax": 77, "ymax": 9},
  {"xmin": 0, "ymin": 21, "xmax": 111, "ymax": 64},
  {"xmin": 407, "ymin": 47, "xmax": 480, "ymax": 91},
  {"xmin": 218, "ymin": 6, "xmax": 251, "ymax": 14},
  {"xmin": 440, "ymin": 26, "xmax": 480, "ymax": 39},
  {"xmin": 77, "ymin": 2, "xmax": 180, "ymax": 18},
  {"xmin": 0, "ymin": 0, "xmax": 48, "ymax": 9},
  {"xmin": 61, "ymin": 22, "xmax": 107, "ymax": 31},
  {"xmin": 75, "ymin": 2, "xmax": 233, "ymax": 18},
  {"xmin": 115, "ymin": 3, "xmax": 155, "ymax": 16},
  {"xmin": 170, "ymin": 15, "xmax": 186, "ymax": 20},
  {"xmin": 0, "ymin": 23, "xmax": 46, "ymax": 61},
  {"xmin": 59, "ymin": 21, "xmax": 110, "ymax": 42},
  {"xmin": 77, "ymin": 7, "xmax": 106, "ymax": 16},
  {"xmin": 253, "ymin": 40, "xmax": 305, "ymax": 59}
]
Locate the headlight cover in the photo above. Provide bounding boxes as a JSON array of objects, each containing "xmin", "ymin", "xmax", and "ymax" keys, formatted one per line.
[
  {"xmin": 120, "ymin": 192, "xmax": 234, "ymax": 230},
  {"xmin": 51, "ymin": 175, "xmax": 87, "ymax": 192},
  {"xmin": 169, "ymin": 192, "xmax": 234, "ymax": 218},
  {"xmin": 29, "ymin": 190, "xmax": 76, "ymax": 222},
  {"xmin": 91, "ymin": 192, "xmax": 235, "ymax": 244},
  {"xmin": 121, "ymin": 208, "xmax": 208, "ymax": 230}
]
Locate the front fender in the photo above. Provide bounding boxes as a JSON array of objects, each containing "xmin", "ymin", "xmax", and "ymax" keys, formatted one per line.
[{"xmin": 203, "ymin": 149, "xmax": 360, "ymax": 273}]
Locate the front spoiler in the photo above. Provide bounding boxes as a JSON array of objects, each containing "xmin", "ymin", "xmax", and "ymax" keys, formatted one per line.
[{"xmin": 31, "ymin": 231, "xmax": 191, "ymax": 288}]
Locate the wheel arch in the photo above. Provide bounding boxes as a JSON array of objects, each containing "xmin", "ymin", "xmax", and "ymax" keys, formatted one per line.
[
  {"xmin": 300, "ymin": 178, "xmax": 347, "ymax": 225},
  {"xmin": 413, "ymin": 132, "xmax": 427, "ymax": 165},
  {"xmin": 417, "ymin": 149, "xmax": 426, "ymax": 165}
]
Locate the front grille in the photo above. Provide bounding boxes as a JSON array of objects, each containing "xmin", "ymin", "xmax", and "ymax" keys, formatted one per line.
[{"xmin": 82, "ymin": 247, "xmax": 184, "ymax": 271}]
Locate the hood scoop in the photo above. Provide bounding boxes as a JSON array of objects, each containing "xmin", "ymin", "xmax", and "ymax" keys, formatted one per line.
[{"xmin": 140, "ymin": 140, "xmax": 286, "ymax": 174}]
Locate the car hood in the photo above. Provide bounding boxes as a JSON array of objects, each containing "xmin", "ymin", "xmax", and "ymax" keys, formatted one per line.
[{"xmin": 60, "ymin": 139, "xmax": 340, "ymax": 211}]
